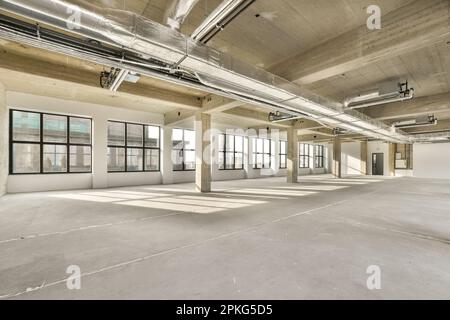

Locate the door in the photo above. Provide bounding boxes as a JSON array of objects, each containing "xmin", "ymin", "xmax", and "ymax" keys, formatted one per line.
[{"xmin": 372, "ymin": 153, "xmax": 384, "ymax": 175}]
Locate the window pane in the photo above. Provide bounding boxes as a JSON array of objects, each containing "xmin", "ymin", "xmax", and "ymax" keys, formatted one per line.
[
  {"xmin": 256, "ymin": 139, "xmax": 263, "ymax": 153},
  {"xmin": 12, "ymin": 111, "xmax": 40, "ymax": 142},
  {"xmin": 172, "ymin": 150, "xmax": 183, "ymax": 171},
  {"xmin": 127, "ymin": 124, "xmax": 143, "ymax": 147},
  {"xmin": 226, "ymin": 135, "xmax": 234, "ymax": 151},
  {"xmin": 108, "ymin": 147, "xmax": 125, "ymax": 172},
  {"xmin": 43, "ymin": 144, "xmax": 67, "ymax": 173},
  {"xmin": 263, "ymin": 154, "xmax": 271, "ymax": 168},
  {"xmin": 108, "ymin": 122, "xmax": 125, "ymax": 146},
  {"xmin": 264, "ymin": 139, "xmax": 270, "ymax": 153},
  {"xmin": 184, "ymin": 150, "xmax": 196, "ymax": 170},
  {"xmin": 235, "ymin": 152, "xmax": 243, "ymax": 169},
  {"xmin": 70, "ymin": 146, "xmax": 91, "ymax": 172},
  {"xmin": 280, "ymin": 141, "xmax": 286, "ymax": 154},
  {"xmin": 70, "ymin": 117, "xmax": 91, "ymax": 144},
  {"xmin": 218, "ymin": 134, "xmax": 225, "ymax": 152},
  {"xmin": 145, "ymin": 126, "xmax": 160, "ymax": 148},
  {"xmin": 256, "ymin": 154, "xmax": 263, "ymax": 168},
  {"xmin": 225, "ymin": 152, "xmax": 234, "ymax": 169},
  {"xmin": 145, "ymin": 149, "xmax": 160, "ymax": 171},
  {"xmin": 218, "ymin": 152, "xmax": 224, "ymax": 169},
  {"xmin": 184, "ymin": 130, "xmax": 195, "ymax": 150},
  {"xmin": 172, "ymin": 129, "xmax": 183, "ymax": 149},
  {"xmin": 235, "ymin": 136, "xmax": 244, "ymax": 153},
  {"xmin": 43, "ymin": 114, "xmax": 67, "ymax": 143},
  {"xmin": 127, "ymin": 148, "xmax": 143, "ymax": 171},
  {"xmin": 280, "ymin": 155, "xmax": 287, "ymax": 168},
  {"xmin": 12, "ymin": 143, "xmax": 40, "ymax": 173}
]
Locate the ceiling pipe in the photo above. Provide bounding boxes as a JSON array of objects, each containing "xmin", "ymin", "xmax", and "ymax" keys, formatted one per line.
[
  {"xmin": 109, "ymin": 69, "xmax": 129, "ymax": 92},
  {"xmin": 0, "ymin": 0, "xmax": 414, "ymax": 144},
  {"xmin": 164, "ymin": 0, "xmax": 200, "ymax": 30},
  {"xmin": 191, "ymin": 0, "xmax": 255, "ymax": 44}
]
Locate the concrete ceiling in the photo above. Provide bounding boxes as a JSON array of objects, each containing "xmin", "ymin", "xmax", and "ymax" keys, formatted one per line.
[{"xmin": 0, "ymin": 0, "xmax": 449, "ymax": 136}]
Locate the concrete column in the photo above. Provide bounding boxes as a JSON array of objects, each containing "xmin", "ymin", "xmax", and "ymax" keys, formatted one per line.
[
  {"xmin": 360, "ymin": 140, "xmax": 368, "ymax": 175},
  {"xmin": 287, "ymin": 127, "xmax": 298, "ymax": 183},
  {"xmin": 332, "ymin": 135, "xmax": 342, "ymax": 178},
  {"xmin": 92, "ymin": 114, "xmax": 108, "ymax": 189},
  {"xmin": 0, "ymin": 82, "xmax": 7, "ymax": 196},
  {"xmin": 388, "ymin": 143, "xmax": 396, "ymax": 177},
  {"xmin": 195, "ymin": 112, "xmax": 211, "ymax": 192},
  {"xmin": 162, "ymin": 127, "xmax": 174, "ymax": 185}
]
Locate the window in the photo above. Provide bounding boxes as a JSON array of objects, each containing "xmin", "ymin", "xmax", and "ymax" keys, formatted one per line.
[
  {"xmin": 299, "ymin": 143, "xmax": 311, "ymax": 168},
  {"xmin": 107, "ymin": 121, "xmax": 160, "ymax": 172},
  {"xmin": 279, "ymin": 141, "xmax": 287, "ymax": 169},
  {"xmin": 10, "ymin": 110, "xmax": 92, "ymax": 174},
  {"xmin": 253, "ymin": 138, "xmax": 271, "ymax": 169},
  {"xmin": 218, "ymin": 134, "xmax": 244, "ymax": 170},
  {"xmin": 172, "ymin": 129, "xmax": 195, "ymax": 171},
  {"xmin": 315, "ymin": 145, "xmax": 324, "ymax": 168}
]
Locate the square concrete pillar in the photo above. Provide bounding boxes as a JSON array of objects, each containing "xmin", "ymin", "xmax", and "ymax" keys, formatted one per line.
[
  {"xmin": 287, "ymin": 128, "xmax": 298, "ymax": 183},
  {"xmin": 0, "ymin": 82, "xmax": 7, "ymax": 196},
  {"xmin": 92, "ymin": 114, "xmax": 108, "ymax": 189},
  {"xmin": 162, "ymin": 127, "xmax": 174, "ymax": 185},
  {"xmin": 195, "ymin": 112, "xmax": 211, "ymax": 192},
  {"xmin": 388, "ymin": 143, "xmax": 396, "ymax": 177},
  {"xmin": 360, "ymin": 140, "xmax": 368, "ymax": 175},
  {"xmin": 332, "ymin": 135, "xmax": 342, "ymax": 178}
]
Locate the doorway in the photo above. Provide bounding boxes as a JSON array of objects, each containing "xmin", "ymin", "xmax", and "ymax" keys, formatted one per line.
[{"xmin": 372, "ymin": 153, "xmax": 384, "ymax": 176}]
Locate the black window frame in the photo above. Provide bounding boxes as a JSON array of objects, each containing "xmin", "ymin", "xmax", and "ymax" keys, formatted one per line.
[
  {"xmin": 252, "ymin": 137, "xmax": 272, "ymax": 169},
  {"xmin": 9, "ymin": 109, "xmax": 93, "ymax": 175},
  {"xmin": 172, "ymin": 128, "xmax": 196, "ymax": 172},
  {"xmin": 279, "ymin": 140, "xmax": 287, "ymax": 169},
  {"xmin": 299, "ymin": 143, "xmax": 311, "ymax": 169},
  {"xmin": 107, "ymin": 120, "xmax": 161, "ymax": 173},
  {"xmin": 218, "ymin": 134, "xmax": 245, "ymax": 171},
  {"xmin": 315, "ymin": 145, "xmax": 324, "ymax": 169}
]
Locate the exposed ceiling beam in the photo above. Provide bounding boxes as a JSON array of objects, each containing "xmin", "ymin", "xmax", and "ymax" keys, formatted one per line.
[
  {"xmin": 363, "ymin": 92, "xmax": 450, "ymax": 120},
  {"xmin": 270, "ymin": 0, "xmax": 450, "ymax": 85},
  {"xmin": 165, "ymin": 94, "xmax": 246, "ymax": 125},
  {"xmin": 298, "ymin": 128, "xmax": 334, "ymax": 137},
  {"xmin": 292, "ymin": 118, "xmax": 325, "ymax": 130},
  {"xmin": 0, "ymin": 50, "xmax": 203, "ymax": 110},
  {"xmin": 202, "ymin": 95, "xmax": 245, "ymax": 114}
]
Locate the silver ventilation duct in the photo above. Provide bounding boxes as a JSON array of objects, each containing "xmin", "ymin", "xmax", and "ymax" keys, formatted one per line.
[
  {"xmin": 164, "ymin": 0, "xmax": 200, "ymax": 30},
  {"xmin": 191, "ymin": 0, "xmax": 255, "ymax": 44},
  {"xmin": 0, "ymin": 0, "xmax": 414, "ymax": 144}
]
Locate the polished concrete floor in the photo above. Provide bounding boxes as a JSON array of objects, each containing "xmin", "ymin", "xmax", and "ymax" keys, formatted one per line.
[{"xmin": 0, "ymin": 175, "xmax": 449, "ymax": 299}]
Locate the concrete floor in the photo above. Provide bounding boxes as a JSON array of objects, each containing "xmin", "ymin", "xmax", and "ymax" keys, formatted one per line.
[{"xmin": 0, "ymin": 175, "xmax": 449, "ymax": 299}]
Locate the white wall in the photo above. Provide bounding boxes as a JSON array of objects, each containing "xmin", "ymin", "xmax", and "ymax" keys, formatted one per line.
[
  {"xmin": 341, "ymin": 141, "xmax": 362, "ymax": 175},
  {"xmin": 413, "ymin": 143, "xmax": 450, "ymax": 179}
]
